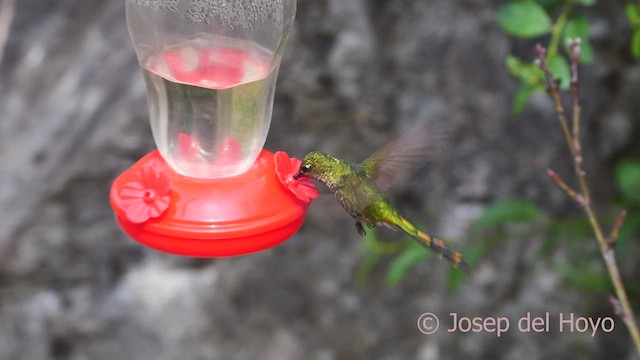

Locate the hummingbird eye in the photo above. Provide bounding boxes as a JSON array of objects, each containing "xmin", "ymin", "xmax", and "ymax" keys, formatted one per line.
[{"xmin": 302, "ymin": 164, "xmax": 312, "ymax": 173}]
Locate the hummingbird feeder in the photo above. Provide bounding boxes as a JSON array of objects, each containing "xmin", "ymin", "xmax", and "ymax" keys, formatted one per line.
[{"xmin": 110, "ymin": 0, "xmax": 318, "ymax": 256}]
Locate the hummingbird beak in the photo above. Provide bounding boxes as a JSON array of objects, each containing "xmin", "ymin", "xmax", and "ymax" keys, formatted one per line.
[{"xmin": 294, "ymin": 164, "xmax": 310, "ymax": 180}]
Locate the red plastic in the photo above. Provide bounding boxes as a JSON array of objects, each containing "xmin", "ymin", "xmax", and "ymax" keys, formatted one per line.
[
  {"xmin": 117, "ymin": 165, "xmax": 172, "ymax": 224},
  {"xmin": 274, "ymin": 151, "xmax": 319, "ymax": 202},
  {"xmin": 110, "ymin": 149, "xmax": 315, "ymax": 257}
]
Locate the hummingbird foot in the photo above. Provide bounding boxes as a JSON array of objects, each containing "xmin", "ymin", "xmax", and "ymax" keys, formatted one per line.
[
  {"xmin": 367, "ymin": 224, "xmax": 376, "ymax": 229},
  {"xmin": 356, "ymin": 222, "xmax": 366, "ymax": 236}
]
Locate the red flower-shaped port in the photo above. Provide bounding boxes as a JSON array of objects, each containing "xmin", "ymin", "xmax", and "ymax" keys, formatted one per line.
[
  {"xmin": 118, "ymin": 165, "xmax": 172, "ymax": 224},
  {"xmin": 274, "ymin": 151, "xmax": 319, "ymax": 203}
]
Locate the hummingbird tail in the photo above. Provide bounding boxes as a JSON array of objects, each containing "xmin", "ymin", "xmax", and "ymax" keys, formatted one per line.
[{"xmin": 396, "ymin": 218, "xmax": 468, "ymax": 270}]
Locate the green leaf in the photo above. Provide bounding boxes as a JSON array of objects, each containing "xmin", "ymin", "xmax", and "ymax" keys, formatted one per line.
[
  {"xmin": 512, "ymin": 84, "xmax": 534, "ymax": 115},
  {"xmin": 536, "ymin": 0, "xmax": 557, "ymax": 7},
  {"xmin": 563, "ymin": 16, "xmax": 594, "ymax": 63},
  {"xmin": 626, "ymin": 4, "xmax": 640, "ymax": 27},
  {"xmin": 626, "ymin": 5, "xmax": 640, "ymax": 59},
  {"xmin": 505, "ymin": 56, "xmax": 545, "ymax": 114},
  {"xmin": 446, "ymin": 242, "xmax": 490, "ymax": 293},
  {"xmin": 567, "ymin": 0, "xmax": 595, "ymax": 6},
  {"xmin": 616, "ymin": 211, "xmax": 640, "ymax": 260},
  {"xmin": 473, "ymin": 198, "xmax": 543, "ymax": 229},
  {"xmin": 615, "ymin": 159, "xmax": 640, "ymax": 205},
  {"xmin": 358, "ymin": 228, "xmax": 403, "ymax": 284},
  {"xmin": 506, "ymin": 55, "xmax": 545, "ymax": 86},
  {"xmin": 362, "ymin": 228, "xmax": 404, "ymax": 254},
  {"xmin": 356, "ymin": 253, "xmax": 382, "ymax": 285},
  {"xmin": 362, "ymin": 228, "xmax": 381, "ymax": 252},
  {"xmin": 549, "ymin": 218, "xmax": 593, "ymax": 243},
  {"xmin": 446, "ymin": 268, "xmax": 467, "ymax": 294},
  {"xmin": 547, "ymin": 55, "xmax": 571, "ymax": 90},
  {"xmin": 385, "ymin": 246, "xmax": 430, "ymax": 287},
  {"xmin": 536, "ymin": 218, "xmax": 591, "ymax": 257},
  {"xmin": 496, "ymin": 0, "xmax": 552, "ymax": 38},
  {"xmin": 577, "ymin": 41, "xmax": 594, "ymax": 64},
  {"xmin": 632, "ymin": 30, "xmax": 640, "ymax": 60},
  {"xmin": 506, "ymin": 55, "xmax": 525, "ymax": 79},
  {"xmin": 555, "ymin": 262, "xmax": 612, "ymax": 293}
]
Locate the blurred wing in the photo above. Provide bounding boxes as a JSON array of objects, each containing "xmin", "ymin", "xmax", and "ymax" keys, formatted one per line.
[{"xmin": 360, "ymin": 119, "xmax": 453, "ymax": 191}]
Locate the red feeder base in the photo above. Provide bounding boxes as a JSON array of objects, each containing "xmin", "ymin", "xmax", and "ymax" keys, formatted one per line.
[{"xmin": 109, "ymin": 149, "xmax": 311, "ymax": 257}]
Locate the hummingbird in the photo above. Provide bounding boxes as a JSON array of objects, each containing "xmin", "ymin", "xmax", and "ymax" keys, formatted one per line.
[{"xmin": 294, "ymin": 121, "xmax": 467, "ymax": 269}]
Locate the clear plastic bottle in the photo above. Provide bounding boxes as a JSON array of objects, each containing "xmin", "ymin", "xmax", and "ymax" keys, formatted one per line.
[{"xmin": 126, "ymin": 0, "xmax": 296, "ymax": 178}]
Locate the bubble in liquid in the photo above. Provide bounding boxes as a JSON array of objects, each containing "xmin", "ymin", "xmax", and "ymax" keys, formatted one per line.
[
  {"xmin": 185, "ymin": 0, "xmax": 284, "ymax": 29},
  {"xmin": 130, "ymin": 0, "xmax": 178, "ymax": 11}
]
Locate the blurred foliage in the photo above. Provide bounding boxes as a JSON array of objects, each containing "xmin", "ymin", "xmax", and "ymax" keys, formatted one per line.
[
  {"xmin": 358, "ymin": 0, "xmax": 640, "ymax": 299},
  {"xmin": 627, "ymin": 3, "xmax": 640, "ymax": 59},
  {"xmin": 616, "ymin": 159, "xmax": 640, "ymax": 205},
  {"xmin": 614, "ymin": 159, "xmax": 640, "ymax": 261},
  {"xmin": 357, "ymin": 198, "xmax": 542, "ymax": 291},
  {"xmin": 472, "ymin": 197, "xmax": 543, "ymax": 229},
  {"xmin": 497, "ymin": 0, "xmax": 552, "ymax": 38},
  {"xmin": 496, "ymin": 0, "xmax": 595, "ymax": 114},
  {"xmin": 356, "ymin": 225, "xmax": 429, "ymax": 287},
  {"xmin": 358, "ymin": 160, "xmax": 640, "ymax": 297},
  {"xmin": 499, "ymin": 0, "xmax": 640, "ymax": 111}
]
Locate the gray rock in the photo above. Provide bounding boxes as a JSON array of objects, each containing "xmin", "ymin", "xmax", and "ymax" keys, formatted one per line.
[{"xmin": 0, "ymin": 0, "xmax": 636, "ymax": 359}]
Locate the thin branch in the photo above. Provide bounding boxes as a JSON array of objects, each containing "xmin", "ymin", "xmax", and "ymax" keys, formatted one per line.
[
  {"xmin": 569, "ymin": 39, "xmax": 582, "ymax": 140},
  {"xmin": 608, "ymin": 210, "xmax": 628, "ymax": 249},
  {"xmin": 547, "ymin": 3, "xmax": 572, "ymax": 59},
  {"xmin": 610, "ymin": 294, "xmax": 624, "ymax": 317},
  {"xmin": 546, "ymin": 168, "xmax": 585, "ymax": 205},
  {"xmin": 537, "ymin": 44, "xmax": 640, "ymax": 355},
  {"xmin": 535, "ymin": 45, "xmax": 574, "ymax": 154},
  {"xmin": 567, "ymin": 39, "xmax": 592, "ymax": 212}
]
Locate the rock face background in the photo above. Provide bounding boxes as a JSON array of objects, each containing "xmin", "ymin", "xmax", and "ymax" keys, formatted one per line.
[{"xmin": 1, "ymin": 0, "xmax": 639, "ymax": 359}]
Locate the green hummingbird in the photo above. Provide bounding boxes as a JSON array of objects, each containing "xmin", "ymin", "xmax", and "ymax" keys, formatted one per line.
[{"xmin": 294, "ymin": 121, "xmax": 467, "ymax": 269}]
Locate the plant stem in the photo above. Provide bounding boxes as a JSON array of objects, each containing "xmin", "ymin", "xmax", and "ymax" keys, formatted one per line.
[
  {"xmin": 537, "ymin": 42, "xmax": 640, "ymax": 355},
  {"xmin": 609, "ymin": 210, "xmax": 628, "ymax": 248},
  {"xmin": 569, "ymin": 40, "xmax": 582, "ymax": 139},
  {"xmin": 546, "ymin": 168, "xmax": 583, "ymax": 204},
  {"xmin": 536, "ymin": 45, "xmax": 573, "ymax": 149},
  {"xmin": 547, "ymin": 3, "xmax": 572, "ymax": 59}
]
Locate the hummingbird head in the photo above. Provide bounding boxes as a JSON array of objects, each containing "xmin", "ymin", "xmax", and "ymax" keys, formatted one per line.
[{"xmin": 293, "ymin": 151, "xmax": 336, "ymax": 183}]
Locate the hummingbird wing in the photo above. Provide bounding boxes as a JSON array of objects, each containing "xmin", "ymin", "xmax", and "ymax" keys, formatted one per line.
[{"xmin": 360, "ymin": 119, "xmax": 453, "ymax": 191}]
